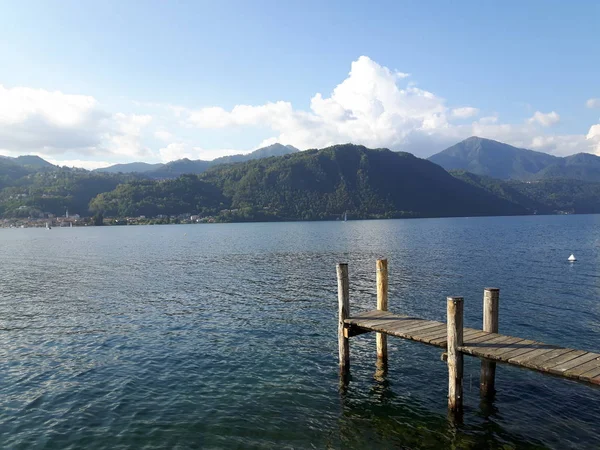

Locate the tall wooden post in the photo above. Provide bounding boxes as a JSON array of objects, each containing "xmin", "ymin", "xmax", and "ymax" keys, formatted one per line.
[
  {"xmin": 480, "ymin": 288, "xmax": 499, "ymax": 399},
  {"xmin": 376, "ymin": 259, "xmax": 388, "ymax": 362},
  {"xmin": 337, "ymin": 263, "xmax": 350, "ymax": 376},
  {"xmin": 447, "ymin": 296, "xmax": 464, "ymax": 414}
]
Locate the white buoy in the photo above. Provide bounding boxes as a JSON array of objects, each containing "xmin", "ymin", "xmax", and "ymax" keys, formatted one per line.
[{"xmin": 568, "ymin": 254, "xmax": 576, "ymax": 262}]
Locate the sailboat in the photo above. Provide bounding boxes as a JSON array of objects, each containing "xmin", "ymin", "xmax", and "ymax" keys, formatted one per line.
[
  {"xmin": 343, "ymin": 212, "xmax": 348, "ymax": 222},
  {"xmin": 46, "ymin": 222, "xmax": 51, "ymax": 230}
]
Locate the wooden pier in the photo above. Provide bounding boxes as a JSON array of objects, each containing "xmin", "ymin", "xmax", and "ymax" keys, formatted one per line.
[{"xmin": 337, "ymin": 260, "xmax": 600, "ymax": 414}]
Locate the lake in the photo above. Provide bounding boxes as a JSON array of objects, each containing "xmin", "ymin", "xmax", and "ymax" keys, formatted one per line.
[{"xmin": 1, "ymin": 215, "xmax": 600, "ymax": 449}]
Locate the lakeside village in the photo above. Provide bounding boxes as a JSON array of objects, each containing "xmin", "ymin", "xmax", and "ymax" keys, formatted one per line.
[{"xmin": 1, "ymin": 210, "xmax": 223, "ymax": 229}]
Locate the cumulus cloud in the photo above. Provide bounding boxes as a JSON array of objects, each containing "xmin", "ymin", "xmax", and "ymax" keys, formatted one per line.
[
  {"xmin": 154, "ymin": 130, "xmax": 173, "ymax": 142},
  {"xmin": 451, "ymin": 107, "xmax": 479, "ymax": 119},
  {"xmin": 2, "ymin": 56, "xmax": 599, "ymax": 165},
  {"xmin": 181, "ymin": 56, "xmax": 592, "ymax": 157},
  {"xmin": 586, "ymin": 98, "xmax": 600, "ymax": 109},
  {"xmin": 107, "ymin": 113, "xmax": 153, "ymax": 157},
  {"xmin": 527, "ymin": 111, "xmax": 560, "ymax": 127},
  {"xmin": 0, "ymin": 84, "xmax": 153, "ymax": 159},
  {"xmin": 185, "ymin": 56, "xmax": 451, "ymax": 152},
  {"xmin": 0, "ymin": 84, "xmax": 109, "ymax": 153}
]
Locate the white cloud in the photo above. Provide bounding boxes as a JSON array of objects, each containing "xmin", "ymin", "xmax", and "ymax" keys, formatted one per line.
[
  {"xmin": 180, "ymin": 56, "xmax": 590, "ymax": 157},
  {"xmin": 451, "ymin": 107, "xmax": 479, "ymax": 119},
  {"xmin": 0, "ymin": 84, "xmax": 109, "ymax": 154},
  {"xmin": 587, "ymin": 124, "xmax": 600, "ymax": 154},
  {"xmin": 154, "ymin": 130, "xmax": 173, "ymax": 142},
  {"xmin": 1, "ymin": 56, "xmax": 599, "ymax": 165},
  {"xmin": 527, "ymin": 111, "xmax": 560, "ymax": 127},
  {"xmin": 185, "ymin": 56, "xmax": 450, "ymax": 151},
  {"xmin": 0, "ymin": 84, "xmax": 153, "ymax": 160},
  {"xmin": 586, "ymin": 98, "xmax": 600, "ymax": 109},
  {"xmin": 106, "ymin": 113, "xmax": 153, "ymax": 158}
]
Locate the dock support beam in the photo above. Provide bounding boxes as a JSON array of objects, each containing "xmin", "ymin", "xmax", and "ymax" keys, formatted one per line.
[
  {"xmin": 480, "ymin": 288, "xmax": 499, "ymax": 399},
  {"xmin": 447, "ymin": 296, "xmax": 464, "ymax": 414},
  {"xmin": 337, "ymin": 263, "xmax": 350, "ymax": 378},
  {"xmin": 376, "ymin": 259, "xmax": 388, "ymax": 362}
]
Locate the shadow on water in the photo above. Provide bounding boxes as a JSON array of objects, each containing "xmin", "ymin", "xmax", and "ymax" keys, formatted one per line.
[{"xmin": 333, "ymin": 364, "xmax": 549, "ymax": 450}]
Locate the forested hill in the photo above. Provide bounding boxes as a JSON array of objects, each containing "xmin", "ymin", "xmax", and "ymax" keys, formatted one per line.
[
  {"xmin": 450, "ymin": 170, "xmax": 600, "ymax": 214},
  {"xmin": 89, "ymin": 144, "xmax": 526, "ymax": 220},
  {"xmin": 5, "ymin": 142, "xmax": 600, "ymax": 221},
  {"xmin": 429, "ymin": 136, "xmax": 600, "ymax": 182}
]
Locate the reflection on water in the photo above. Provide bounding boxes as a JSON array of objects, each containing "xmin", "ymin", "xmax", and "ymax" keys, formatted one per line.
[{"xmin": 1, "ymin": 215, "xmax": 600, "ymax": 448}]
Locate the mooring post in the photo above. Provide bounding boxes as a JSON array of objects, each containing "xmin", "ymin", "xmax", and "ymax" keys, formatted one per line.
[
  {"xmin": 376, "ymin": 259, "xmax": 388, "ymax": 362},
  {"xmin": 337, "ymin": 263, "xmax": 350, "ymax": 377},
  {"xmin": 447, "ymin": 296, "xmax": 464, "ymax": 414},
  {"xmin": 480, "ymin": 288, "xmax": 499, "ymax": 399}
]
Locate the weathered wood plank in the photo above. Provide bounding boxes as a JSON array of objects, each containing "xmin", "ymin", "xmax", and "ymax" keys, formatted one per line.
[
  {"xmin": 508, "ymin": 346, "xmax": 562, "ymax": 366},
  {"xmin": 580, "ymin": 365, "xmax": 600, "ymax": 381},
  {"xmin": 345, "ymin": 310, "xmax": 396, "ymax": 322},
  {"xmin": 548, "ymin": 352, "xmax": 599, "ymax": 376},
  {"xmin": 563, "ymin": 354, "xmax": 600, "ymax": 378},
  {"xmin": 462, "ymin": 336, "xmax": 527, "ymax": 359},
  {"xmin": 539, "ymin": 349, "xmax": 588, "ymax": 370},
  {"xmin": 520, "ymin": 348, "xmax": 577, "ymax": 370},
  {"xmin": 343, "ymin": 309, "xmax": 600, "ymax": 386},
  {"xmin": 485, "ymin": 339, "xmax": 545, "ymax": 361},
  {"xmin": 349, "ymin": 317, "xmax": 414, "ymax": 331},
  {"xmin": 464, "ymin": 332, "xmax": 503, "ymax": 345},
  {"xmin": 409, "ymin": 325, "xmax": 449, "ymax": 340},
  {"xmin": 387, "ymin": 322, "xmax": 446, "ymax": 338},
  {"xmin": 463, "ymin": 328, "xmax": 487, "ymax": 340}
]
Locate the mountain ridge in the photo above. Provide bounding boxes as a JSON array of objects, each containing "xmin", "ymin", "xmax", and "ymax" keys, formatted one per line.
[
  {"xmin": 94, "ymin": 143, "xmax": 299, "ymax": 176},
  {"xmin": 429, "ymin": 136, "xmax": 600, "ymax": 181}
]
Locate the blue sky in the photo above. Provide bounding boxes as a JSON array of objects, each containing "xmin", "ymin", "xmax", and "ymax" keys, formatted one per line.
[{"xmin": 0, "ymin": 0, "xmax": 599, "ymax": 168}]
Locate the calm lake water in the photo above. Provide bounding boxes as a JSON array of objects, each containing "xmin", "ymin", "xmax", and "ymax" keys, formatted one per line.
[{"xmin": 1, "ymin": 215, "xmax": 600, "ymax": 449}]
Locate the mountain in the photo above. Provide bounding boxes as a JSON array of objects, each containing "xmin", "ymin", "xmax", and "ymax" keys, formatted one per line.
[
  {"xmin": 451, "ymin": 170, "xmax": 600, "ymax": 214},
  {"xmin": 96, "ymin": 143, "xmax": 300, "ymax": 178},
  {"xmin": 0, "ymin": 154, "xmax": 55, "ymax": 169},
  {"xmin": 90, "ymin": 144, "xmax": 527, "ymax": 220},
  {"xmin": 532, "ymin": 153, "xmax": 600, "ymax": 182},
  {"xmin": 13, "ymin": 155, "xmax": 56, "ymax": 169},
  {"xmin": 0, "ymin": 157, "xmax": 143, "ymax": 218},
  {"xmin": 147, "ymin": 159, "xmax": 212, "ymax": 179},
  {"xmin": 94, "ymin": 162, "xmax": 164, "ymax": 174},
  {"xmin": 211, "ymin": 143, "xmax": 299, "ymax": 165},
  {"xmin": 428, "ymin": 137, "xmax": 559, "ymax": 180}
]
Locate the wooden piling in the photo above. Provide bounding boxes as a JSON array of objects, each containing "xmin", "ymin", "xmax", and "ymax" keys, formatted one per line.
[
  {"xmin": 447, "ymin": 296, "xmax": 464, "ymax": 413},
  {"xmin": 480, "ymin": 288, "xmax": 499, "ymax": 399},
  {"xmin": 376, "ymin": 259, "xmax": 388, "ymax": 362},
  {"xmin": 337, "ymin": 263, "xmax": 350, "ymax": 376}
]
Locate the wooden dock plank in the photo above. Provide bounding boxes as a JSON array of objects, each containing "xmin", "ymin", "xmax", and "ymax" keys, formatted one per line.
[
  {"xmin": 508, "ymin": 346, "xmax": 561, "ymax": 366},
  {"xmin": 347, "ymin": 310, "xmax": 395, "ymax": 320},
  {"xmin": 580, "ymin": 366, "xmax": 600, "ymax": 381},
  {"xmin": 345, "ymin": 310, "xmax": 600, "ymax": 386},
  {"xmin": 563, "ymin": 354, "xmax": 600, "ymax": 378},
  {"xmin": 520, "ymin": 348, "xmax": 576, "ymax": 370},
  {"xmin": 547, "ymin": 350, "xmax": 593, "ymax": 375},
  {"xmin": 461, "ymin": 336, "xmax": 527, "ymax": 359},
  {"xmin": 386, "ymin": 321, "xmax": 445, "ymax": 337},
  {"xmin": 382, "ymin": 319, "xmax": 440, "ymax": 334}
]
